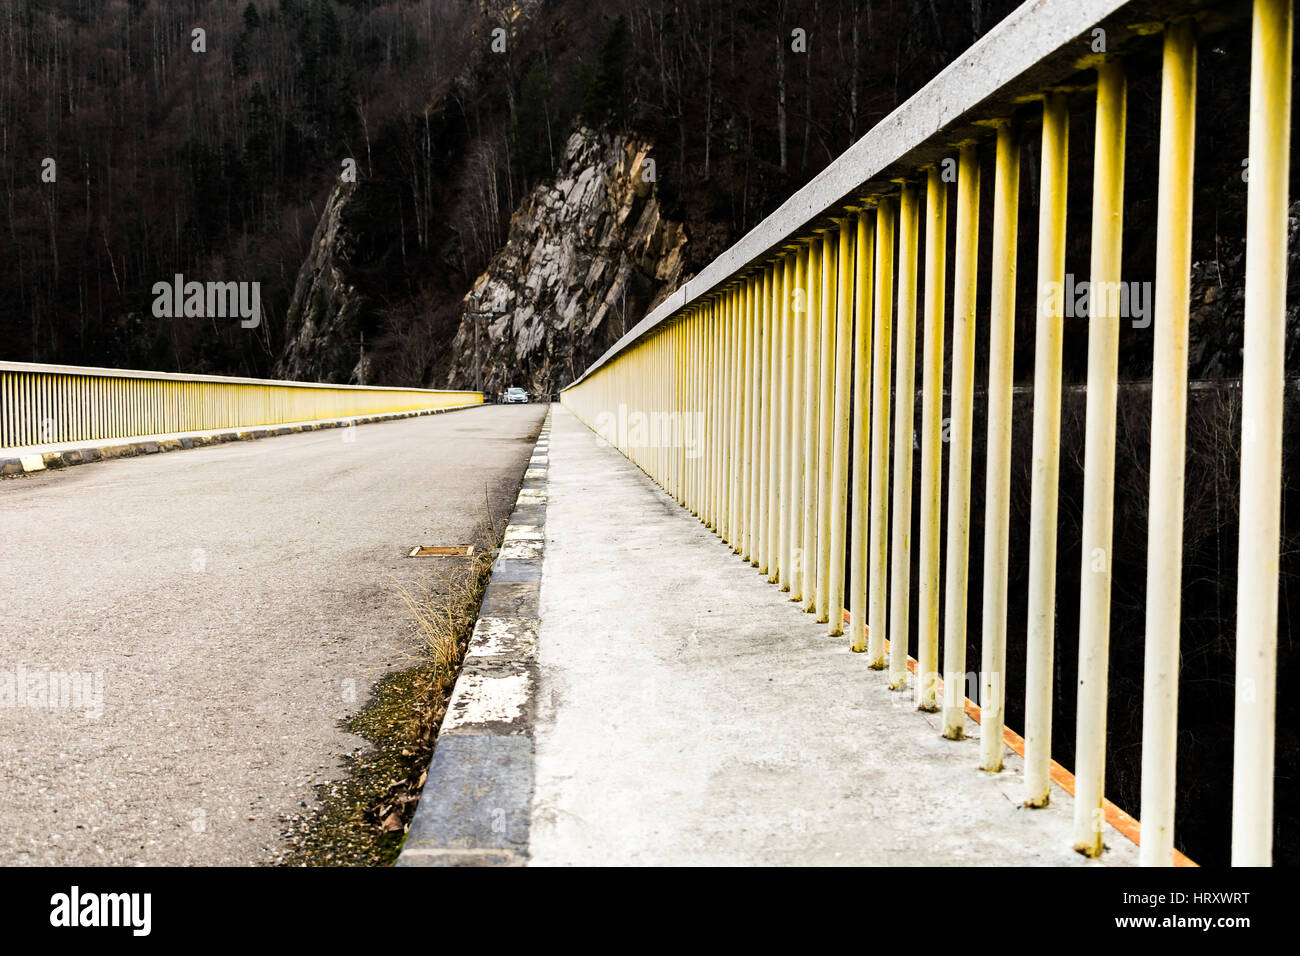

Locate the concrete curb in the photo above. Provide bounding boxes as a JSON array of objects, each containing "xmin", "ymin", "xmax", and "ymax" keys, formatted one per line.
[
  {"xmin": 396, "ymin": 407, "xmax": 551, "ymax": 868},
  {"xmin": 0, "ymin": 402, "xmax": 484, "ymax": 477}
]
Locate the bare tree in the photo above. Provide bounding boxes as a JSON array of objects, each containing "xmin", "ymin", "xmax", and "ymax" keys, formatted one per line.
[{"xmin": 776, "ymin": 6, "xmax": 787, "ymax": 172}]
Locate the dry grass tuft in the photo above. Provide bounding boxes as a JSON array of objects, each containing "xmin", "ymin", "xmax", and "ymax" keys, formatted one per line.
[{"xmin": 274, "ymin": 498, "xmax": 510, "ymax": 866}]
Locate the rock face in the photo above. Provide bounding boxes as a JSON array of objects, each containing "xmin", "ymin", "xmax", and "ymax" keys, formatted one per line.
[
  {"xmin": 277, "ymin": 182, "xmax": 370, "ymax": 385},
  {"xmin": 446, "ymin": 127, "xmax": 687, "ymax": 400}
]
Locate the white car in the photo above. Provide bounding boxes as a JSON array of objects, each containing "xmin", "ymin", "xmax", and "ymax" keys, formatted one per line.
[{"xmin": 503, "ymin": 387, "xmax": 528, "ymax": 404}]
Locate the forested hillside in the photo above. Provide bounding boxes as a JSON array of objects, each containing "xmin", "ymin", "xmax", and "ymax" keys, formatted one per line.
[{"xmin": 2, "ymin": 0, "xmax": 1018, "ymax": 383}]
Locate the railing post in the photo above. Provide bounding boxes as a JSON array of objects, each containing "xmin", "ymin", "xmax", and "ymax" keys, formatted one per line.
[
  {"xmin": 733, "ymin": 285, "xmax": 745, "ymax": 549},
  {"xmin": 676, "ymin": 317, "xmax": 686, "ymax": 504},
  {"xmin": 692, "ymin": 309, "xmax": 703, "ymax": 517},
  {"xmin": 789, "ymin": 247, "xmax": 809, "ymax": 601},
  {"xmin": 1024, "ymin": 91, "xmax": 1070, "ymax": 808},
  {"xmin": 737, "ymin": 282, "xmax": 750, "ymax": 554},
  {"xmin": 917, "ymin": 165, "xmax": 948, "ymax": 709},
  {"xmin": 780, "ymin": 252, "xmax": 798, "ymax": 590},
  {"xmin": 766, "ymin": 263, "xmax": 783, "ymax": 581},
  {"xmin": 679, "ymin": 313, "xmax": 688, "ymax": 508},
  {"xmin": 713, "ymin": 297, "xmax": 724, "ymax": 529},
  {"xmin": 866, "ymin": 199, "xmax": 895, "ymax": 664},
  {"xmin": 684, "ymin": 312, "xmax": 694, "ymax": 508},
  {"xmin": 703, "ymin": 308, "xmax": 711, "ymax": 516},
  {"xmin": 980, "ymin": 120, "xmax": 1021, "ymax": 772},
  {"xmin": 702, "ymin": 305, "xmax": 709, "ymax": 517},
  {"xmin": 707, "ymin": 299, "xmax": 717, "ymax": 528},
  {"xmin": 713, "ymin": 296, "xmax": 724, "ymax": 533},
  {"xmin": 1233, "ymin": 0, "xmax": 1291, "ymax": 868},
  {"xmin": 726, "ymin": 287, "xmax": 738, "ymax": 542},
  {"xmin": 827, "ymin": 216, "xmax": 856, "ymax": 635},
  {"xmin": 721, "ymin": 290, "xmax": 733, "ymax": 538},
  {"xmin": 756, "ymin": 277, "xmax": 771, "ymax": 571},
  {"xmin": 849, "ymin": 208, "xmax": 876, "ymax": 653},
  {"xmin": 748, "ymin": 276, "xmax": 762, "ymax": 564},
  {"xmin": 710, "ymin": 296, "xmax": 722, "ymax": 531},
  {"xmin": 815, "ymin": 229, "xmax": 838, "ymax": 622},
  {"xmin": 888, "ymin": 183, "xmax": 920, "ymax": 685},
  {"xmin": 1075, "ymin": 55, "xmax": 1128, "ymax": 857},
  {"xmin": 942, "ymin": 142, "xmax": 982, "ymax": 739},
  {"xmin": 801, "ymin": 238, "xmax": 824, "ymax": 613},
  {"xmin": 1144, "ymin": 22, "xmax": 1201, "ymax": 868}
]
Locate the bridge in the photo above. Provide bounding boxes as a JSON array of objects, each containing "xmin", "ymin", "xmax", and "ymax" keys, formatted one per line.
[{"xmin": 2, "ymin": 0, "xmax": 1293, "ymax": 868}]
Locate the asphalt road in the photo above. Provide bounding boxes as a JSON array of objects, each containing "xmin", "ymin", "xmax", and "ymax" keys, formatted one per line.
[{"xmin": 0, "ymin": 403, "xmax": 546, "ymax": 865}]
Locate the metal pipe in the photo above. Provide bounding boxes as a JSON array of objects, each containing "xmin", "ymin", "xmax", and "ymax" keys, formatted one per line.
[
  {"xmin": 733, "ymin": 284, "xmax": 745, "ymax": 548},
  {"xmin": 917, "ymin": 165, "xmax": 948, "ymax": 710},
  {"xmin": 780, "ymin": 252, "xmax": 797, "ymax": 589},
  {"xmin": 1233, "ymin": 0, "xmax": 1291, "ymax": 868},
  {"xmin": 889, "ymin": 183, "xmax": 920, "ymax": 685},
  {"xmin": 815, "ymin": 231, "xmax": 837, "ymax": 621},
  {"xmin": 849, "ymin": 210, "xmax": 876, "ymax": 653},
  {"xmin": 802, "ymin": 237, "xmax": 824, "ymax": 612},
  {"xmin": 789, "ymin": 246, "xmax": 809, "ymax": 601},
  {"xmin": 942, "ymin": 143, "xmax": 981, "ymax": 739},
  {"xmin": 757, "ymin": 276, "xmax": 771, "ymax": 571},
  {"xmin": 748, "ymin": 276, "xmax": 762, "ymax": 562},
  {"xmin": 711, "ymin": 297, "xmax": 722, "ymax": 532},
  {"xmin": 827, "ymin": 217, "xmax": 855, "ymax": 635},
  {"xmin": 703, "ymin": 303, "xmax": 714, "ymax": 525},
  {"xmin": 867, "ymin": 199, "xmax": 896, "ymax": 664},
  {"xmin": 1075, "ymin": 56, "xmax": 1128, "ymax": 856},
  {"xmin": 721, "ymin": 291, "xmax": 733, "ymax": 542},
  {"xmin": 767, "ymin": 263, "xmax": 783, "ymax": 581},
  {"xmin": 738, "ymin": 281, "xmax": 751, "ymax": 556},
  {"xmin": 1024, "ymin": 92, "xmax": 1070, "ymax": 808},
  {"xmin": 980, "ymin": 121, "xmax": 1021, "ymax": 773}
]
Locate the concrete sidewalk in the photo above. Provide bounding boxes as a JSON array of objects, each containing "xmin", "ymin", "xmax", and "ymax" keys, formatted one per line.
[{"xmin": 529, "ymin": 406, "xmax": 1139, "ymax": 866}]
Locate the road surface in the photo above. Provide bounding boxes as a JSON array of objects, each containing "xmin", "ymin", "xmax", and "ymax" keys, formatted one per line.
[{"xmin": 0, "ymin": 404, "xmax": 546, "ymax": 865}]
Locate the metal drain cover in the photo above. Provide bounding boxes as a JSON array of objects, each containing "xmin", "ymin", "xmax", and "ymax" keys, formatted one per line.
[{"xmin": 407, "ymin": 545, "xmax": 475, "ymax": 557}]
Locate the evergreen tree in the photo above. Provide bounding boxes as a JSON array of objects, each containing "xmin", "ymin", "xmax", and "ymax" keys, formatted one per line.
[
  {"xmin": 319, "ymin": 0, "xmax": 343, "ymax": 57},
  {"xmin": 579, "ymin": 15, "xmax": 630, "ymax": 127},
  {"xmin": 513, "ymin": 61, "xmax": 554, "ymax": 182}
]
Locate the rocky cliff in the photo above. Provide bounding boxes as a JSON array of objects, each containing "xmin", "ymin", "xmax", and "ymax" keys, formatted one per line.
[
  {"xmin": 445, "ymin": 127, "xmax": 687, "ymax": 400},
  {"xmin": 277, "ymin": 181, "xmax": 371, "ymax": 385}
]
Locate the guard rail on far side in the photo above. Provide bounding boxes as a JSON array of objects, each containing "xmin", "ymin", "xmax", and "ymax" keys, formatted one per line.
[
  {"xmin": 0, "ymin": 360, "xmax": 481, "ymax": 450},
  {"xmin": 563, "ymin": 0, "xmax": 1291, "ymax": 866}
]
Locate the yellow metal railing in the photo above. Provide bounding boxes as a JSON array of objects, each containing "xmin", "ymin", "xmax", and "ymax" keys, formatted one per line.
[
  {"xmin": 563, "ymin": 0, "xmax": 1292, "ymax": 865},
  {"xmin": 0, "ymin": 361, "xmax": 481, "ymax": 450}
]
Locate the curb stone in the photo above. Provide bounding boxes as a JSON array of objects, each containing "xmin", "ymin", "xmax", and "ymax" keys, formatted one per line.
[{"xmin": 396, "ymin": 407, "xmax": 551, "ymax": 868}]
